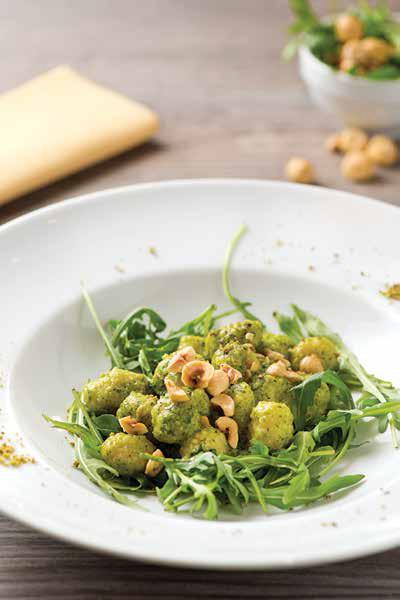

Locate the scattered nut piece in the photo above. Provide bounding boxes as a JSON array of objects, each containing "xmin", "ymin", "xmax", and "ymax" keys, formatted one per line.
[
  {"xmin": 118, "ymin": 416, "xmax": 148, "ymax": 435},
  {"xmin": 211, "ymin": 393, "xmax": 235, "ymax": 417},
  {"xmin": 145, "ymin": 449, "xmax": 164, "ymax": 477},
  {"xmin": 299, "ymin": 354, "xmax": 324, "ymax": 374},
  {"xmin": 200, "ymin": 416, "xmax": 211, "ymax": 428},
  {"xmin": 285, "ymin": 157, "xmax": 315, "ymax": 184},
  {"xmin": 266, "ymin": 360, "xmax": 303, "ymax": 383},
  {"xmin": 207, "ymin": 369, "xmax": 230, "ymax": 396},
  {"xmin": 366, "ymin": 135, "xmax": 398, "ymax": 167},
  {"xmin": 266, "ymin": 350, "xmax": 288, "ymax": 363},
  {"xmin": 249, "ymin": 360, "xmax": 261, "ymax": 373},
  {"xmin": 181, "ymin": 360, "xmax": 214, "ymax": 388},
  {"xmin": 245, "ymin": 332, "xmax": 256, "ymax": 344},
  {"xmin": 167, "ymin": 346, "xmax": 196, "ymax": 374},
  {"xmin": 335, "ymin": 14, "xmax": 363, "ymax": 43},
  {"xmin": 167, "ymin": 354, "xmax": 185, "ymax": 374},
  {"xmin": 220, "ymin": 364, "xmax": 242, "ymax": 384},
  {"xmin": 215, "ymin": 416, "xmax": 239, "ymax": 449},
  {"xmin": 341, "ymin": 151, "xmax": 375, "ymax": 181},
  {"xmin": 165, "ymin": 377, "xmax": 190, "ymax": 403}
]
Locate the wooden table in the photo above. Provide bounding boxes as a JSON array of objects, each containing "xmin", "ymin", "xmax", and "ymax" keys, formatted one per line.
[{"xmin": 1, "ymin": 1, "xmax": 399, "ymax": 598}]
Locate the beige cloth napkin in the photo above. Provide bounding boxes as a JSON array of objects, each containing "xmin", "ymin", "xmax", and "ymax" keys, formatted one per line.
[{"xmin": 0, "ymin": 65, "xmax": 159, "ymax": 204}]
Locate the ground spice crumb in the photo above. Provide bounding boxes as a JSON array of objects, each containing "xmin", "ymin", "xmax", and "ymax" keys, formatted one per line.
[
  {"xmin": 73, "ymin": 460, "xmax": 80, "ymax": 469},
  {"xmin": 148, "ymin": 246, "xmax": 158, "ymax": 256},
  {"xmin": 321, "ymin": 521, "xmax": 338, "ymax": 528},
  {"xmin": 308, "ymin": 265, "xmax": 315, "ymax": 272},
  {"xmin": 0, "ymin": 433, "xmax": 35, "ymax": 467},
  {"xmin": 381, "ymin": 283, "xmax": 400, "ymax": 301}
]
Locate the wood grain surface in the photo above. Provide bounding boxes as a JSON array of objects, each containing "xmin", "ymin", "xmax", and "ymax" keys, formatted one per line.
[{"xmin": 1, "ymin": 1, "xmax": 399, "ymax": 598}]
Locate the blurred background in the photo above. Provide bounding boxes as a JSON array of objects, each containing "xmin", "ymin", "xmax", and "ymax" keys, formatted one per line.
[{"xmin": 1, "ymin": 0, "xmax": 399, "ymax": 227}]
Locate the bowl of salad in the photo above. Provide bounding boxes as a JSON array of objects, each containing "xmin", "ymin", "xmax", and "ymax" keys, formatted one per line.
[{"xmin": 285, "ymin": 1, "xmax": 400, "ymax": 132}]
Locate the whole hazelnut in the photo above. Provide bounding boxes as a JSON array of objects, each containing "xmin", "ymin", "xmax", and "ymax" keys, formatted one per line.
[
  {"xmin": 335, "ymin": 14, "xmax": 363, "ymax": 43},
  {"xmin": 341, "ymin": 151, "xmax": 375, "ymax": 181},
  {"xmin": 359, "ymin": 37, "xmax": 394, "ymax": 68},
  {"xmin": 366, "ymin": 135, "xmax": 398, "ymax": 167},
  {"xmin": 285, "ymin": 157, "xmax": 315, "ymax": 184},
  {"xmin": 338, "ymin": 128, "xmax": 368, "ymax": 153}
]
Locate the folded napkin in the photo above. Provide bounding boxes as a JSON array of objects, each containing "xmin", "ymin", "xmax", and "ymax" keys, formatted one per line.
[{"xmin": 0, "ymin": 66, "xmax": 159, "ymax": 204}]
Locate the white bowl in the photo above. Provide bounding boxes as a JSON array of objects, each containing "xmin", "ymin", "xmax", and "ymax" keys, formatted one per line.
[{"xmin": 298, "ymin": 45, "xmax": 400, "ymax": 135}]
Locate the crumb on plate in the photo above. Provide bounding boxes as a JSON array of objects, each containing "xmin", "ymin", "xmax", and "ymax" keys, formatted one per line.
[{"xmin": 381, "ymin": 284, "xmax": 400, "ymax": 301}]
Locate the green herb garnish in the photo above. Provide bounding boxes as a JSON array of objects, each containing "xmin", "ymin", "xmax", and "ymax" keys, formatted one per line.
[{"xmin": 284, "ymin": 0, "xmax": 400, "ymax": 80}]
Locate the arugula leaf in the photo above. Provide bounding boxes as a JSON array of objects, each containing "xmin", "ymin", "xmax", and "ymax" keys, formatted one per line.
[
  {"xmin": 288, "ymin": 0, "xmax": 319, "ymax": 33},
  {"xmin": 312, "ymin": 410, "xmax": 352, "ymax": 443},
  {"xmin": 291, "ymin": 370, "xmax": 353, "ymax": 430},
  {"xmin": 282, "ymin": 464, "xmax": 310, "ymax": 505},
  {"xmin": 81, "ymin": 285, "xmax": 123, "ymax": 368},
  {"xmin": 43, "ymin": 415, "xmax": 102, "ymax": 458},
  {"xmin": 222, "ymin": 225, "xmax": 263, "ymax": 323},
  {"xmin": 146, "ymin": 431, "xmax": 370, "ymax": 519},
  {"xmin": 73, "ymin": 401, "xmax": 146, "ymax": 507},
  {"xmin": 92, "ymin": 414, "xmax": 121, "ymax": 435},
  {"xmin": 283, "ymin": 473, "xmax": 364, "ymax": 506},
  {"xmin": 284, "ymin": 0, "xmax": 339, "ymax": 64},
  {"xmin": 273, "ymin": 310, "xmax": 304, "ymax": 343},
  {"xmin": 285, "ymin": 304, "xmax": 400, "ymax": 446},
  {"xmin": 366, "ymin": 64, "xmax": 400, "ymax": 80}
]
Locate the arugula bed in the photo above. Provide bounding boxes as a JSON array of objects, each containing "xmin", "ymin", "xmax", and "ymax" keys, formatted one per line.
[{"xmin": 45, "ymin": 226, "xmax": 400, "ymax": 520}]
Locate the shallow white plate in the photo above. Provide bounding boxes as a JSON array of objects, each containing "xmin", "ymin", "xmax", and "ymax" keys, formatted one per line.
[{"xmin": 1, "ymin": 179, "xmax": 400, "ymax": 570}]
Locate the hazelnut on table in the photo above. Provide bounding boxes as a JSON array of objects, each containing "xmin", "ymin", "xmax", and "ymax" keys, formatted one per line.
[
  {"xmin": 285, "ymin": 157, "xmax": 315, "ymax": 184},
  {"xmin": 366, "ymin": 135, "xmax": 398, "ymax": 167},
  {"xmin": 341, "ymin": 151, "xmax": 375, "ymax": 182},
  {"xmin": 326, "ymin": 128, "xmax": 368, "ymax": 154}
]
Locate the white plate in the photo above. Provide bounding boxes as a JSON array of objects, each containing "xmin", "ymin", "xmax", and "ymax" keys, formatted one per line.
[{"xmin": 1, "ymin": 179, "xmax": 400, "ymax": 570}]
